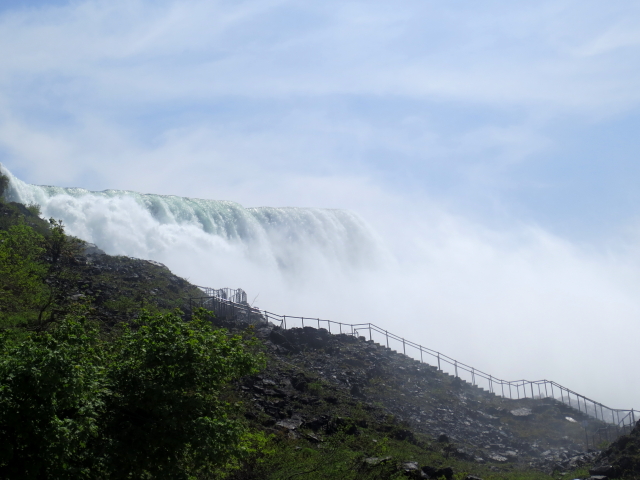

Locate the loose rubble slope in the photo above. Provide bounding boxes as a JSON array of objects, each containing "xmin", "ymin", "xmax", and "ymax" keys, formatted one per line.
[{"xmin": 213, "ymin": 319, "xmax": 613, "ymax": 478}]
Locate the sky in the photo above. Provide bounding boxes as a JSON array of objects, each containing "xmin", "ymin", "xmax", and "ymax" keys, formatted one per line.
[{"xmin": 1, "ymin": 0, "xmax": 640, "ymax": 408}]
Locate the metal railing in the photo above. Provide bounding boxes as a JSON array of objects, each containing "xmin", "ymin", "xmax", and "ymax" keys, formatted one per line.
[
  {"xmin": 190, "ymin": 287, "xmax": 637, "ymax": 447},
  {"xmin": 196, "ymin": 286, "xmax": 247, "ymax": 304}
]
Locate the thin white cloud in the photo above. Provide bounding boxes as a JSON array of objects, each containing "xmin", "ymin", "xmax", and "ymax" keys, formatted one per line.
[{"xmin": 1, "ymin": 0, "xmax": 639, "ymax": 111}]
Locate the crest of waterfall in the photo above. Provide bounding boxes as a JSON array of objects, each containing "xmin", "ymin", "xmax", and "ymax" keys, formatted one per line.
[{"xmin": 0, "ymin": 164, "xmax": 385, "ymax": 286}]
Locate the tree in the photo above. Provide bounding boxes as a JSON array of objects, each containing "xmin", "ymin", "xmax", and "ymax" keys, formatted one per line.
[
  {"xmin": 0, "ymin": 312, "xmax": 108, "ymax": 479},
  {"xmin": 102, "ymin": 309, "xmax": 263, "ymax": 479},
  {"xmin": 0, "ymin": 308, "xmax": 263, "ymax": 479},
  {"xmin": 0, "ymin": 173, "xmax": 8, "ymax": 201},
  {"xmin": 0, "ymin": 224, "xmax": 50, "ymax": 328},
  {"xmin": 0, "ymin": 220, "xmax": 83, "ymax": 330}
]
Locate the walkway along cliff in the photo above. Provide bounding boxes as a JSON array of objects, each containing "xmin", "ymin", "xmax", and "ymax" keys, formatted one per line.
[{"xmin": 190, "ymin": 286, "xmax": 636, "ymax": 456}]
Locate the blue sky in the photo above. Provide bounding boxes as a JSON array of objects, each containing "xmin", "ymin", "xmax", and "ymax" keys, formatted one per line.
[
  {"xmin": 2, "ymin": 0, "xmax": 640, "ymax": 241},
  {"xmin": 3, "ymin": 0, "xmax": 640, "ymax": 406}
]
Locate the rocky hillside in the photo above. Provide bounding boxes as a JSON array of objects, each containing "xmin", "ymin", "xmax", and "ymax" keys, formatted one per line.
[
  {"xmin": 590, "ymin": 421, "xmax": 640, "ymax": 479},
  {"xmin": 218, "ymin": 321, "xmax": 609, "ymax": 477}
]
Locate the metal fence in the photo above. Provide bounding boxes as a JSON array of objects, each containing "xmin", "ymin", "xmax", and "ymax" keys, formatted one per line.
[
  {"xmin": 196, "ymin": 287, "xmax": 247, "ymax": 304},
  {"xmin": 190, "ymin": 286, "xmax": 637, "ymax": 448}
]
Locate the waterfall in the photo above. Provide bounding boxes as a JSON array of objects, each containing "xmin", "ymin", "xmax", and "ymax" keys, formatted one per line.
[{"xmin": 0, "ymin": 164, "xmax": 385, "ymax": 291}]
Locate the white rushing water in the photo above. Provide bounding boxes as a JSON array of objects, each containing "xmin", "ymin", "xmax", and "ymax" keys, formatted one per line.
[{"xmin": 1, "ymin": 164, "xmax": 386, "ymax": 305}]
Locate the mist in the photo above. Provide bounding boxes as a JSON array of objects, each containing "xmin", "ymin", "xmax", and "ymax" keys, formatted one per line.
[{"xmin": 3, "ymin": 163, "xmax": 639, "ymax": 410}]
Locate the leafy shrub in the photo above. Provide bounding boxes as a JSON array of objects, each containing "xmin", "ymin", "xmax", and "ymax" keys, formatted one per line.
[
  {"xmin": 0, "ymin": 173, "xmax": 8, "ymax": 201},
  {"xmin": 26, "ymin": 203, "xmax": 41, "ymax": 217},
  {"xmin": 0, "ymin": 309, "xmax": 264, "ymax": 479}
]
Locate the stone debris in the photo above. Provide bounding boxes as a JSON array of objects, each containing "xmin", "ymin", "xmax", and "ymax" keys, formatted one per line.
[
  {"xmin": 510, "ymin": 408, "xmax": 533, "ymax": 417},
  {"xmin": 213, "ymin": 322, "xmax": 613, "ymax": 475},
  {"xmin": 363, "ymin": 456, "xmax": 392, "ymax": 466}
]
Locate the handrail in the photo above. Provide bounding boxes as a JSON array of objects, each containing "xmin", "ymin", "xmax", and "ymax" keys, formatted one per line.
[
  {"xmin": 190, "ymin": 288, "xmax": 637, "ymax": 448},
  {"xmin": 196, "ymin": 286, "xmax": 247, "ymax": 304}
]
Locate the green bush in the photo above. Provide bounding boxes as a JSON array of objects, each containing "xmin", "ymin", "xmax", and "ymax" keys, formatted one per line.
[
  {"xmin": 0, "ymin": 173, "xmax": 8, "ymax": 201},
  {"xmin": 26, "ymin": 203, "xmax": 41, "ymax": 217},
  {"xmin": 0, "ymin": 309, "xmax": 264, "ymax": 479},
  {"xmin": 0, "ymin": 311, "xmax": 108, "ymax": 479},
  {"xmin": 0, "ymin": 224, "xmax": 50, "ymax": 328}
]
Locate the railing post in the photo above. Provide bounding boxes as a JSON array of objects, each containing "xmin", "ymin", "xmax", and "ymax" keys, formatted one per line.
[
  {"xmin": 402, "ymin": 338, "xmax": 406, "ymax": 355},
  {"xmin": 437, "ymin": 352, "xmax": 441, "ymax": 371},
  {"xmin": 489, "ymin": 375, "xmax": 492, "ymax": 393},
  {"xmin": 530, "ymin": 382, "xmax": 534, "ymax": 399},
  {"xmin": 369, "ymin": 325, "xmax": 372, "ymax": 341},
  {"xmin": 420, "ymin": 347, "xmax": 423, "ymax": 363},
  {"xmin": 454, "ymin": 360, "xmax": 458, "ymax": 378},
  {"xmin": 386, "ymin": 330, "xmax": 389, "ymax": 349},
  {"xmin": 585, "ymin": 428, "xmax": 589, "ymax": 450},
  {"xmin": 471, "ymin": 368, "xmax": 475, "ymax": 386}
]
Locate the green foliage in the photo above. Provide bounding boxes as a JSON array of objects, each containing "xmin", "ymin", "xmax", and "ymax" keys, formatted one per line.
[
  {"xmin": 0, "ymin": 311, "xmax": 108, "ymax": 479},
  {"xmin": 0, "ymin": 173, "xmax": 8, "ymax": 201},
  {"xmin": 102, "ymin": 309, "xmax": 264, "ymax": 479},
  {"xmin": 0, "ymin": 309, "xmax": 264, "ymax": 479},
  {"xmin": 307, "ymin": 381, "xmax": 324, "ymax": 394},
  {"xmin": 26, "ymin": 203, "xmax": 41, "ymax": 217},
  {"xmin": 0, "ymin": 224, "xmax": 50, "ymax": 328},
  {"xmin": 0, "ymin": 219, "xmax": 85, "ymax": 331}
]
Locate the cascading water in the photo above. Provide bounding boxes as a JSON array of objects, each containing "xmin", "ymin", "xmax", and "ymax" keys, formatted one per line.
[{"xmin": 0, "ymin": 164, "xmax": 386, "ymax": 299}]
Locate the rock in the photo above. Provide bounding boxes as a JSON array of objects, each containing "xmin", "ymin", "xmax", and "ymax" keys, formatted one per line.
[
  {"xmin": 364, "ymin": 456, "xmax": 392, "ymax": 466},
  {"xmin": 422, "ymin": 466, "xmax": 453, "ymax": 480},
  {"xmin": 436, "ymin": 467, "xmax": 454, "ymax": 480},
  {"xmin": 269, "ymin": 330, "xmax": 288, "ymax": 346},
  {"xmin": 438, "ymin": 433, "xmax": 450, "ymax": 443},
  {"xmin": 589, "ymin": 466, "xmax": 614, "ymax": 476},
  {"xmin": 510, "ymin": 408, "xmax": 533, "ymax": 417},
  {"xmin": 304, "ymin": 416, "xmax": 330, "ymax": 431},
  {"xmin": 489, "ymin": 454, "xmax": 508, "ymax": 462},
  {"xmin": 391, "ymin": 428, "xmax": 415, "ymax": 442},
  {"xmin": 464, "ymin": 476, "xmax": 484, "ymax": 480},
  {"xmin": 290, "ymin": 374, "xmax": 308, "ymax": 392},
  {"xmin": 451, "ymin": 447, "xmax": 474, "ymax": 460},
  {"xmin": 84, "ymin": 243, "xmax": 106, "ymax": 255},
  {"xmin": 588, "ymin": 476, "xmax": 608, "ymax": 480},
  {"xmin": 421, "ymin": 466, "xmax": 437, "ymax": 478},
  {"xmin": 402, "ymin": 461, "xmax": 420, "ymax": 471},
  {"xmin": 276, "ymin": 416, "xmax": 303, "ymax": 430},
  {"xmin": 303, "ymin": 432, "xmax": 321, "ymax": 443}
]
